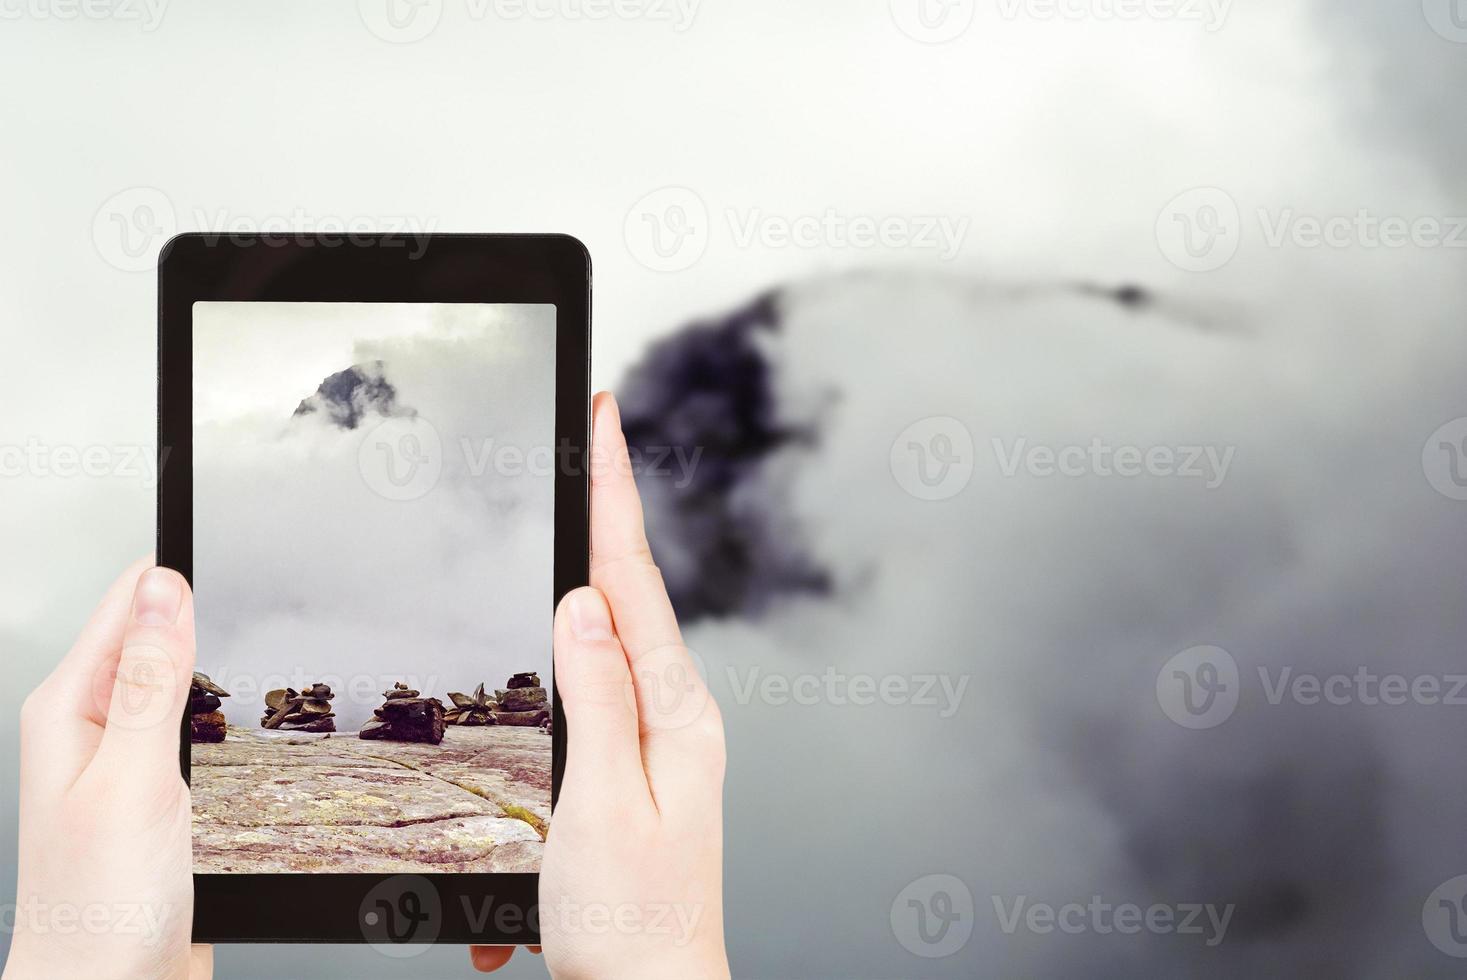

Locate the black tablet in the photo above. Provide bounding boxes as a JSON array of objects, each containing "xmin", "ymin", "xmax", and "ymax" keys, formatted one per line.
[{"xmin": 158, "ymin": 233, "xmax": 588, "ymax": 945}]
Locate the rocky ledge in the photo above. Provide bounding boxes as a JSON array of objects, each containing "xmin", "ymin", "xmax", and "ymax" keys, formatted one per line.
[{"xmin": 191, "ymin": 725, "xmax": 551, "ymax": 874}]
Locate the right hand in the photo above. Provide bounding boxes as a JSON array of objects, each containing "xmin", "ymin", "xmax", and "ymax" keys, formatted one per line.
[{"xmin": 470, "ymin": 391, "xmax": 730, "ymax": 979}]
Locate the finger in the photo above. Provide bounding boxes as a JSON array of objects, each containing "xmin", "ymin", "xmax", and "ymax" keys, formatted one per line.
[
  {"xmin": 469, "ymin": 946, "xmax": 514, "ymax": 972},
  {"xmin": 554, "ymin": 587, "xmax": 651, "ymax": 799},
  {"xmin": 93, "ymin": 567, "xmax": 195, "ymax": 784},
  {"xmin": 20, "ymin": 558, "xmax": 156, "ymax": 792},
  {"xmin": 189, "ymin": 944, "xmax": 214, "ymax": 979},
  {"xmin": 588, "ymin": 393, "xmax": 722, "ymax": 801},
  {"xmin": 589, "ymin": 393, "xmax": 684, "ymax": 660},
  {"xmin": 49, "ymin": 556, "xmax": 156, "ymax": 723}
]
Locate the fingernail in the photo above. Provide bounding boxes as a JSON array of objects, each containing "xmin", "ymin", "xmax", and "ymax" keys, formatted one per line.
[
  {"xmin": 569, "ymin": 589, "xmax": 614, "ymax": 642},
  {"xmin": 133, "ymin": 568, "xmax": 182, "ymax": 626}
]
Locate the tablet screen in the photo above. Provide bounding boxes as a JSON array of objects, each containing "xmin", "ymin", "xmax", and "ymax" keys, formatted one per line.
[{"xmin": 188, "ymin": 301, "xmax": 556, "ymax": 875}]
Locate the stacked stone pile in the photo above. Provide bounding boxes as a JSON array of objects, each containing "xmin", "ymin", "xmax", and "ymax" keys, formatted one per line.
[
  {"xmin": 262, "ymin": 683, "xmax": 337, "ymax": 733},
  {"xmin": 445, "ymin": 683, "xmax": 497, "ymax": 726},
  {"xmin": 494, "ymin": 672, "xmax": 550, "ymax": 727},
  {"xmin": 360, "ymin": 683, "xmax": 446, "ymax": 744},
  {"xmin": 190, "ymin": 673, "xmax": 230, "ymax": 743}
]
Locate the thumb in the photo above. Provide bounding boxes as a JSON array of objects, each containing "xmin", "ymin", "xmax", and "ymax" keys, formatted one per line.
[
  {"xmin": 553, "ymin": 587, "xmax": 648, "ymax": 798},
  {"xmin": 94, "ymin": 567, "xmax": 195, "ymax": 781}
]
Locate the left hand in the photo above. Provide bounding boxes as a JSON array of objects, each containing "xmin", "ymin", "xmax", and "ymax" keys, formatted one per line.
[{"xmin": 2, "ymin": 559, "xmax": 212, "ymax": 980}]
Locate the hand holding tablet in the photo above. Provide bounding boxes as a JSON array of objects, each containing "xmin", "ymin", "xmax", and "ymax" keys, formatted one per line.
[
  {"xmin": 3, "ymin": 394, "xmax": 730, "ymax": 980},
  {"xmin": 475, "ymin": 394, "xmax": 729, "ymax": 978},
  {"xmin": 3, "ymin": 234, "xmax": 729, "ymax": 978}
]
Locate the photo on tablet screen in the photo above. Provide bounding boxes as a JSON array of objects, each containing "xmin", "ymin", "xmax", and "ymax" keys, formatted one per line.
[{"xmin": 188, "ymin": 301, "xmax": 555, "ymax": 875}]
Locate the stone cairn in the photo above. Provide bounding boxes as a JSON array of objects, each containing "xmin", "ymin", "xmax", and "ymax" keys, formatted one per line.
[
  {"xmin": 495, "ymin": 672, "xmax": 550, "ymax": 728},
  {"xmin": 189, "ymin": 672, "xmax": 230, "ymax": 743},
  {"xmin": 261, "ymin": 683, "xmax": 337, "ymax": 733},
  {"xmin": 360, "ymin": 682, "xmax": 446, "ymax": 744},
  {"xmin": 445, "ymin": 683, "xmax": 497, "ymax": 726}
]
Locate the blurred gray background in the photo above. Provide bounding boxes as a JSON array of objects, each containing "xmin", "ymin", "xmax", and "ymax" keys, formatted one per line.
[{"xmin": 4, "ymin": 1, "xmax": 1467, "ymax": 977}]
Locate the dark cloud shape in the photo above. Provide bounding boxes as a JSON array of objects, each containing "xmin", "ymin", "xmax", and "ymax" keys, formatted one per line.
[{"xmin": 617, "ymin": 291, "xmax": 831, "ymax": 621}]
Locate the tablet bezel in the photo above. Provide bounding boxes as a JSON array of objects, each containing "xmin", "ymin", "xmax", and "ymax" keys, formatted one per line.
[{"xmin": 158, "ymin": 232, "xmax": 587, "ymax": 945}]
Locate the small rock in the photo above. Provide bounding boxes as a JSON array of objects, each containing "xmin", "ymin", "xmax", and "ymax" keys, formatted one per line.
[
  {"xmin": 507, "ymin": 672, "xmax": 541, "ymax": 690},
  {"xmin": 496, "ymin": 687, "xmax": 548, "ymax": 713},
  {"xmin": 495, "ymin": 709, "xmax": 551, "ymax": 728},
  {"xmin": 191, "ymin": 710, "xmax": 227, "ymax": 744}
]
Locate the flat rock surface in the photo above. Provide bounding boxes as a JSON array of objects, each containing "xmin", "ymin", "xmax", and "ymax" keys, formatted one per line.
[{"xmin": 192, "ymin": 726, "xmax": 552, "ymax": 874}]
